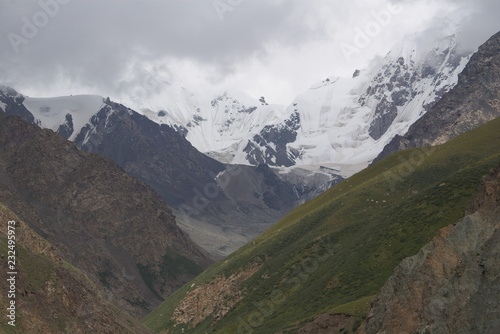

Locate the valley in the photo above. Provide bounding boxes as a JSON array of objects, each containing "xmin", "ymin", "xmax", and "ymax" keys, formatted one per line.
[{"xmin": 0, "ymin": 5, "xmax": 498, "ymax": 333}]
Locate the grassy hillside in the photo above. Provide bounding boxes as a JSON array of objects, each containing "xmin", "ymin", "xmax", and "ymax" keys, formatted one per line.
[{"xmin": 143, "ymin": 116, "xmax": 500, "ymax": 334}]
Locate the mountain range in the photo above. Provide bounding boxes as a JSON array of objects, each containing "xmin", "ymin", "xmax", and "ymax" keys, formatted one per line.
[
  {"xmin": 0, "ymin": 26, "xmax": 499, "ymax": 334},
  {"xmin": 0, "ymin": 87, "xmax": 308, "ymax": 258},
  {"xmin": 0, "ymin": 30, "xmax": 479, "ymax": 260},
  {"xmin": 144, "ymin": 34, "xmax": 470, "ymax": 175}
]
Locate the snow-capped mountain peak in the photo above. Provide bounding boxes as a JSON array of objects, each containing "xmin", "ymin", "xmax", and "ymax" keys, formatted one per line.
[
  {"xmin": 141, "ymin": 89, "xmax": 288, "ymax": 161},
  {"xmin": 142, "ymin": 32, "xmax": 471, "ymax": 177},
  {"xmin": 281, "ymin": 33, "xmax": 470, "ymax": 168}
]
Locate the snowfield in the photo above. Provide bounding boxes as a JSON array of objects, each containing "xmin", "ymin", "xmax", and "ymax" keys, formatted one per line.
[{"xmin": 23, "ymin": 95, "xmax": 105, "ymax": 141}]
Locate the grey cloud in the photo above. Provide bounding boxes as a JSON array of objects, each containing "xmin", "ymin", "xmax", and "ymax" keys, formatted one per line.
[
  {"xmin": 0, "ymin": 0, "xmax": 323, "ymax": 95},
  {"xmin": 455, "ymin": 0, "xmax": 500, "ymax": 52},
  {"xmin": 0, "ymin": 0, "xmax": 498, "ymax": 99}
]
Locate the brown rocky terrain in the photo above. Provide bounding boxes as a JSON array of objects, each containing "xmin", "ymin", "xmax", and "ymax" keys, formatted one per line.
[
  {"xmin": 172, "ymin": 263, "xmax": 261, "ymax": 328},
  {"xmin": 0, "ymin": 113, "xmax": 212, "ymax": 318},
  {"xmin": 0, "ymin": 203, "xmax": 154, "ymax": 333},
  {"xmin": 364, "ymin": 166, "xmax": 500, "ymax": 333},
  {"xmin": 374, "ymin": 30, "xmax": 500, "ymax": 163}
]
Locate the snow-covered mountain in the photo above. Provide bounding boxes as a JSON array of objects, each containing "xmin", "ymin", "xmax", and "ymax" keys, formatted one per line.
[
  {"xmin": 287, "ymin": 34, "xmax": 470, "ymax": 167},
  {"xmin": 145, "ymin": 34, "xmax": 471, "ymax": 176},
  {"xmin": 140, "ymin": 88, "xmax": 288, "ymax": 164},
  {"xmin": 10, "ymin": 32, "xmax": 467, "ymax": 180},
  {"xmin": 0, "ymin": 32, "xmax": 473, "ymax": 180},
  {"xmin": 0, "ymin": 86, "xmax": 107, "ymax": 142}
]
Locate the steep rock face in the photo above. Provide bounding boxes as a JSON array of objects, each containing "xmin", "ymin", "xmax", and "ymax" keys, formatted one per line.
[
  {"xmin": 365, "ymin": 167, "xmax": 500, "ymax": 334},
  {"xmin": 56, "ymin": 113, "xmax": 75, "ymax": 139},
  {"xmin": 375, "ymin": 30, "xmax": 500, "ymax": 163},
  {"xmin": 74, "ymin": 100, "xmax": 225, "ymax": 206},
  {"xmin": 0, "ymin": 113, "xmax": 211, "ymax": 317},
  {"xmin": 360, "ymin": 35, "xmax": 465, "ymax": 140},
  {"xmin": 0, "ymin": 204, "xmax": 153, "ymax": 334}
]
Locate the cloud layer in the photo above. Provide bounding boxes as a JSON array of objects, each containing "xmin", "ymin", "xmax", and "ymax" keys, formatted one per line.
[{"xmin": 0, "ymin": 0, "xmax": 498, "ymax": 105}]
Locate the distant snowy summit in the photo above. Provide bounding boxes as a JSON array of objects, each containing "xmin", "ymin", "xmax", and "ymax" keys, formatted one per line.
[
  {"xmin": 140, "ymin": 89, "xmax": 289, "ymax": 164},
  {"xmin": 142, "ymin": 33, "xmax": 471, "ymax": 176}
]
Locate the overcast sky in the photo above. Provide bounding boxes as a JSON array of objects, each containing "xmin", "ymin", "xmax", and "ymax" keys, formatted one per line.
[{"xmin": 0, "ymin": 0, "xmax": 499, "ymax": 106}]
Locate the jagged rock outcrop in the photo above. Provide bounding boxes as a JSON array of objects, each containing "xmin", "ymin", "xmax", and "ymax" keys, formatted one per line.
[
  {"xmin": 365, "ymin": 167, "xmax": 500, "ymax": 334},
  {"xmin": 374, "ymin": 30, "xmax": 500, "ymax": 163},
  {"xmin": 172, "ymin": 263, "xmax": 261, "ymax": 328},
  {"xmin": 0, "ymin": 204, "xmax": 154, "ymax": 334},
  {"xmin": 0, "ymin": 113, "xmax": 211, "ymax": 317}
]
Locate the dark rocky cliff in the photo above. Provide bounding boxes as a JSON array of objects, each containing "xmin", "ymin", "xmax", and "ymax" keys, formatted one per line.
[{"xmin": 74, "ymin": 100, "xmax": 225, "ymax": 206}]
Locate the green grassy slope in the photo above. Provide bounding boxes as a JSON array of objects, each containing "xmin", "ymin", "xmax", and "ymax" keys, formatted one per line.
[{"xmin": 143, "ymin": 116, "xmax": 500, "ymax": 334}]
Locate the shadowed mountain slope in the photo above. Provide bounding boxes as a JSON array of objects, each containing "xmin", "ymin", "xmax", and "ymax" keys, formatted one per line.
[{"xmin": 0, "ymin": 113, "xmax": 211, "ymax": 318}]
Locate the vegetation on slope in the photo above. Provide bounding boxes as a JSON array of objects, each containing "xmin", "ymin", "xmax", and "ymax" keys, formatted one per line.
[{"xmin": 143, "ymin": 116, "xmax": 500, "ymax": 334}]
